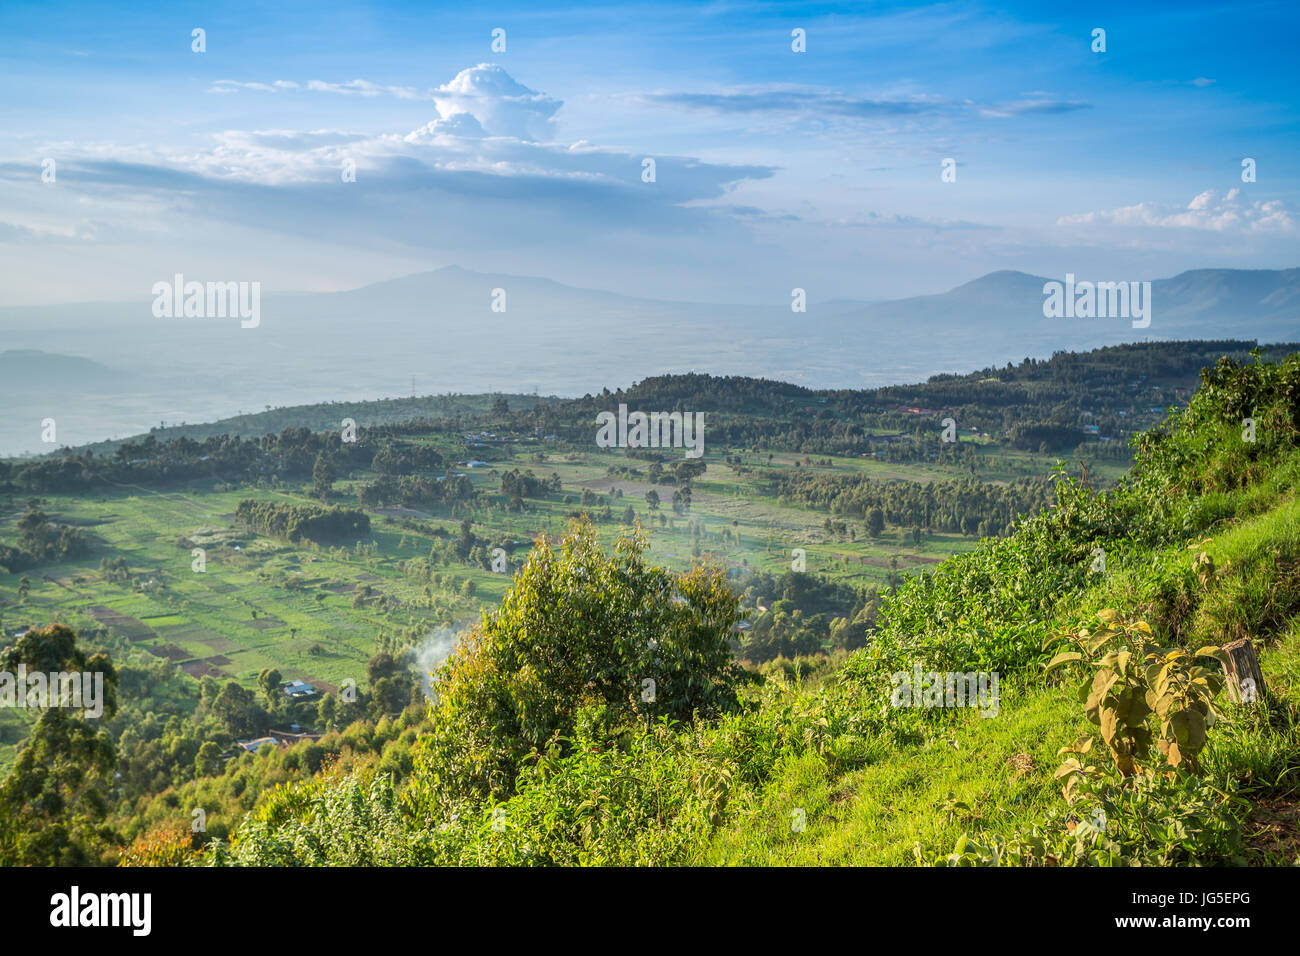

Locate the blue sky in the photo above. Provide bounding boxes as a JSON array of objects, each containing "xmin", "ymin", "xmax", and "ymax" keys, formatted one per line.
[{"xmin": 0, "ymin": 0, "xmax": 1296, "ymax": 305}]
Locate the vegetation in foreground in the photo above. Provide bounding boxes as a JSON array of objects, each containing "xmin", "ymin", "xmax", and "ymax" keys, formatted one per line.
[
  {"xmin": 2, "ymin": 344, "xmax": 1297, "ymax": 865},
  {"xmin": 191, "ymin": 349, "xmax": 1300, "ymax": 865}
]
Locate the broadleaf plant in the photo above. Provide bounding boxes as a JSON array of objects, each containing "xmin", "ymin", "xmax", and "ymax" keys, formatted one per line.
[{"xmin": 1046, "ymin": 610, "xmax": 1226, "ymax": 792}]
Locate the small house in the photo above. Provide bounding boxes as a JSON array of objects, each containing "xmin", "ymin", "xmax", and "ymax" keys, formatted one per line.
[{"xmin": 236, "ymin": 737, "xmax": 277, "ymax": 754}]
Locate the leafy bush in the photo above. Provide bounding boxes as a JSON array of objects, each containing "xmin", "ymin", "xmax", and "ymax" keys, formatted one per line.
[
  {"xmin": 1048, "ymin": 610, "xmax": 1225, "ymax": 782},
  {"xmin": 201, "ymin": 350, "xmax": 1300, "ymax": 868},
  {"xmin": 209, "ymin": 772, "xmax": 433, "ymax": 866},
  {"xmin": 923, "ymin": 769, "xmax": 1248, "ymax": 866},
  {"xmin": 234, "ymin": 498, "xmax": 370, "ymax": 543},
  {"xmin": 405, "ymin": 518, "xmax": 743, "ymax": 814}
]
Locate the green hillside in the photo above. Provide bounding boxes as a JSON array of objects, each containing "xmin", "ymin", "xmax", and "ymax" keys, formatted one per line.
[
  {"xmin": 1, "ymin": 343, "xmax": 1296, "ymax": 866},
  {"xmin": 200, "ymin": 348, "xmax": 1300, "ymax": 866}
]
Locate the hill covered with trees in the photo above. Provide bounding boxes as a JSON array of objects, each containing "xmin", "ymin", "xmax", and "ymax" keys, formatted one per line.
[
  {"xmin": 2, "ymin": 342, "xmax": 1297, "ymax": 866},
  {"xmin": 185, "ymin": 349, "xmax": 1300, "ymax": 865}
]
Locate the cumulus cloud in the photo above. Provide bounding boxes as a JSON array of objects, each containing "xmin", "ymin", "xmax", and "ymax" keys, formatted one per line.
[
  {"xmin": 210, "ymin": 64, "xmax": 561, "ymax": 139},
  {"xmin": 1057, "ymin": 189, "xmax": 1294, "ymax": 233},
  {"xmin": 429, "ymin": 64, "xmax": 561, "ymax": 140},
  {"xmin": 5, "ymin": 65, "xmax": 773, "ymax": 256},
  {"xmin": 238, "ymin": 129, "xmax": 370, "ymax": 150}
]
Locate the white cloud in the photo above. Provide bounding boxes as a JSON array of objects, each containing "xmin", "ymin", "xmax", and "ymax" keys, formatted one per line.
[
  {"xmin": 209, "ymin": 64, "xmax": 560, "ymax": 140},
  {"xmin": 429, "ymin": 64, "xmax": 561, "ymax": 140},
  {"xmin": 1057, "ymin": 190, "xmax": 1294, "ymax": 234},
  {"xmin": 0, "ymin": 65, "xmax": 773, "ymax": 263},
  {"xmin": 40, "ymin": 65, "xmax": 766, "ymax": 192}
]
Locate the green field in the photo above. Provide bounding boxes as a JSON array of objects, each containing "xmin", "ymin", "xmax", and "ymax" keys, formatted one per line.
[
  {"xmin": 2, "ymin": 443, "xmax": 1005, "ymax": 651},
  {"xmin": 4, "ymin": 344, "xmax": 1298, "ymax": 869},
  {"xmin": 0, "ymin": 432, "xmax": 1079, "ymax": 771}
]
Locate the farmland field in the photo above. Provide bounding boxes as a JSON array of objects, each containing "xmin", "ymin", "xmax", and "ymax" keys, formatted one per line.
[{"xmin": 0, "ymin": 412, "xmax": 1099, "ymax": 770}]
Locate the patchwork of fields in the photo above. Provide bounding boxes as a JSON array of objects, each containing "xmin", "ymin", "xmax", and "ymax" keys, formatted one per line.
[{"xmin": 0, "ymin": 433, "xmax": 1102, "ymax": 770}]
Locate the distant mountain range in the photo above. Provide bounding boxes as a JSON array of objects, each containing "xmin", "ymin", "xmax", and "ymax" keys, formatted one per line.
[
  {"xmin": 806, "ymin": 268, "xmax": 1300, "ymax": 358},
  {"xmin": 0, "ymin": 349, "xmax": 123, "ymax": 389},
  {"xmin": 0, "ymin": 265, "xmax": 1295, "ymax": 455}
]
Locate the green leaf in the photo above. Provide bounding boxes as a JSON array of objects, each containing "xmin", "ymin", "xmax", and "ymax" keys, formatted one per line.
[
  {"xmin": 1168, "ymin": 708, "xmax": 1206, "ymax": 753},
  {"xmin": 1047, "ymin": 651, "xmax": 1082, "ymax": 671},
  {"xmin": 1054, "ymin": 734, "xmax": 1095, "ymax": 756},
  {"xmin": 1085, "ymin": 633, "xmax": 1112, "ymax": 655},
  {"xmin": 1115, "ymin": 650, "xmax": 1132, "ymax": 675},
  {"xmin": 1054, "ymin": 758, "xmax": 1082, "ymax": 779},
  {"xmin": 1194, "ymin": 646, "xmax": 1227, "ymax": 666},
  {"xmin": 1100, "ymin": 708, "xmax": 1121, "ymax": 747}
]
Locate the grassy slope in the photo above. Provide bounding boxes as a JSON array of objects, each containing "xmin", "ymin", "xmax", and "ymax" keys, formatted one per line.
[
  {"xmin": 704, "ymin": 452, "xmax": 1300, "ymax": 864},
  {"xmin": 199, "ymin": 352, "xmax": 1300, "ymax": 867},
  {"xmin": 701, "ymin": 675, "xmax": 1076, "ymax": 864}
]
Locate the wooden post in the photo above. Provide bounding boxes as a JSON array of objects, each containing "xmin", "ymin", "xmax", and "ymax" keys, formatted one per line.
[{"xmin": 1222, "ymin": 638, "xmax": 1266, "ymax": 704}]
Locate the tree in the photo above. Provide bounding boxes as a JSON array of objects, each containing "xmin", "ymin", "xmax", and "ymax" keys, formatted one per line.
[
  {"xmin": 0, "ymin": 710, "xmax": 118, "ymax": 865},
  {"xmin": 195, "ymin": 740, "xmax": 224, "ymax": 776},
  {"xmin": 367, "ymin": 652, "xmax": 405, "ymax": 684},
  {"xmin": 622, "ymin": 504, "xmax": 636, "ymax": 525},
  {"xmin": 316, "ymin": 692, "xmax": 338, "ymax": 730},
  {"xmin": 866, "ymin": 508, "xmax": 885, "ymax": 538},
  {"xmin": 257, "ymin": 668, "xmax": 282, "ymax": 706},
  {"xmin": 312, "ymin": 453, "xmax": 334, "ymax": 498},
  {"xmin": 0, "ymin": 623, "xmax": 118, "ymax": 717},
  {"xmin": 674, "ymin": 459, "xmax": 706, "ymax": 482},
  {"xmin": 0, "ymin": 624, "xmax": 120, "ymax": 866},
  {"xmin": 199, "ymin": 675, "xmax": 220, "ymax": 709},
  {"xmin": 645, "ymin": 489, "xmax": 660, "ymax": 510},
  {"xmin": 457, "ymin": 518, "xmax": 476, "ymax": 560},
  {"xmin": 367, "ymin": 652, "xmax": 415, "ymax": 720},
  {"xmin": 409, "ymin": 519, "xmax": 742, "ymax": 812},
  {"xmin": 211, "ymin": 681, "xmax": 262, "ymax": 737}
]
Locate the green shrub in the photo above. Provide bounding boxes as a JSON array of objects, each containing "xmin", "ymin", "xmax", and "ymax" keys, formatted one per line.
[
  {"xmin": 924, "ymin": 767, "xmax": 1248, "ymax": 866},
  {"xmin": 405, "ymin": 518, "xmax": 743, "ymax": 815}
]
